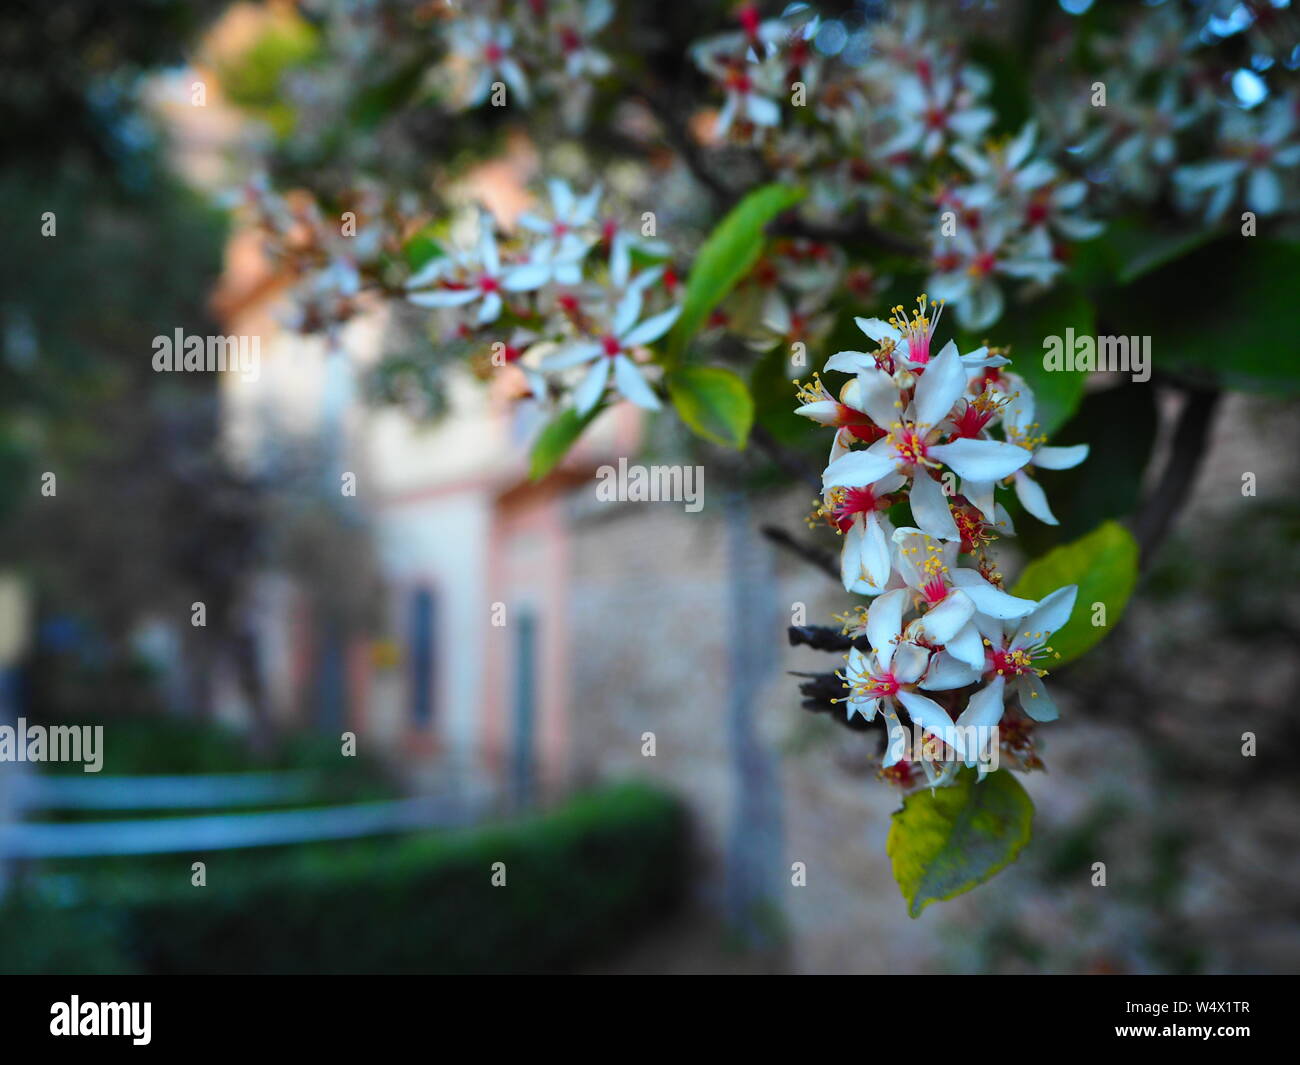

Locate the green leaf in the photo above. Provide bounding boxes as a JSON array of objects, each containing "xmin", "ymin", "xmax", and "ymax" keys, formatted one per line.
[
  {"xmin": 667, "ymin": 183, "xmax": 805, "ymax": 361},
  {"xmin": 1036, "ymin": 382, "xmax": 1157, "ymax": 544},
  {"xmin": 1104, "ymin": 238, "xmax": 1300, "ymax": 395},
  {"xmin": 964, "ymin": 39, "xmax": 1030, "ymax": 136},
  {"xmin": 1111, "ymin": 220, "xmax": 1220, "ymax": 286},
  {"xmin": 528, "ymin": 405, "xmax": 601, "ymax": 480},
  {"xmin": 666, "ymin": 366, "xmax": 754, "ymax": 449},
  {"xmin": 887, "ymin": 769, "xmax": 1034, "ymax": 918},
  {"xmin": 965, "ymin": 283, "xmax": 1095, "ymax": 436},
  {"xmin": 403, "ymin": 225, "xmax": 445, "ymax": 272},
  {"xmin": 1012, "ymin": 520, "xmax": 1138, "ymax": 666}
]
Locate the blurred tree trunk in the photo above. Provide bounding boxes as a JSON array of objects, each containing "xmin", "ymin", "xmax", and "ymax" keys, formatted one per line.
[{"xmin": 722, "ymin": 495, "xmax": 787, "ymax": 955}]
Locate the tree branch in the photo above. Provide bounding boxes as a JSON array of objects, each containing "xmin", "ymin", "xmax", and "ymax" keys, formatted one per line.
[
  {"xmin": 1131, "ymin": 385, "xmax": 1222, "ymax": 567},
  {"xmin": 760, "ymin": 524, "xmax": 839, "ymax": 581},
  {"xmin": 793, "ymin": 671, "xmax": 874, "ymax": 732},
  {"xmin": 641, "ymin": 91, "xmax": 926, "ymax": 261},
  {"xmin": 769, "ymin": 208, "xmax": 927, "ymax": 259},
  {"xmin": 787, "ymin": 625, "xmax": 865, "ymax": 652},
  {"xmin": 750, "ymin": 424, "xmax": 822, "ymax": 491}
]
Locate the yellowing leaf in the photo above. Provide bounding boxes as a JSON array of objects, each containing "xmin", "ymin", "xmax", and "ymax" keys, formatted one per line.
[{"xmin": 888, "ymin": 769, "xmax": 1034, "ymax": 918}]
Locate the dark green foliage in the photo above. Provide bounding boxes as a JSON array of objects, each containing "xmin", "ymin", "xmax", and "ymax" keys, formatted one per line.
[{"xmin": 0, "ymin": 783, "xmax": 690, "ymax": 974}]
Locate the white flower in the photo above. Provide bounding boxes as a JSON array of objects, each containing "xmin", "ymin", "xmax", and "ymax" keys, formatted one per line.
[
  {"xmin": 927, "ymin": 220, "xmax": 1063, "ymax": 331},
  {"xmin": 881, "ymin": 62, "xmax": 994, "ymax": 160},
  {"xmin": 793, "ymin": 372, "xmax": 888, "ymax": 464},
  {"xmin": 969, "ymin": 585, "xmax": 1079, "ymax": 725},
  {"xmin": 539, "ymin": 289, "xmax": 680, "ymax": 414},
  {"xmin": 843, "ymin": 589, "xmax": 940, "ymax": 766},
  {"xmin": 517, "ymin": 179, "xmax": 601, "ymax": 286},
  {"xmin": 551, "ymin": 0, "xmax": 615, "ymax": 81},
  {"xmin": 833, "ymin": 297, "xmax": 1004, "ymax": 374},
  {"xmin": 892, "ymin": 527, "xmax": 1034, "ymax": 669},
  {"xmin": 815, "ymin": 476, "xmax": 905, "ymax": 594},
  {"xmin": 405, "ymin": 218, "xmax": 548, "ymax": 325},
  {"xmin": 821, "ymin": 340, "xmax": 1032, "ymax": 542},
  {"xmin": 951, "ymin": 122, "xmax": 1103, "ymax": 242},
  {"xmin": 1175, "ymin": 101, "xmax": 1300, "ymax": 221},
  {"xmin": 993, "ymin": 382, "xmax": 1090, "ymax": 525},
  {"xmin": 449, "ymin": 18, "xmax": 531, "ymax": 108}
]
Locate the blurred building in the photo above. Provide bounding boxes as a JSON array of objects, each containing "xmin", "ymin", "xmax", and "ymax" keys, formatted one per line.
[{"xmin": 212, "ymin": 227, "xmax": 651, "ymax": 808}]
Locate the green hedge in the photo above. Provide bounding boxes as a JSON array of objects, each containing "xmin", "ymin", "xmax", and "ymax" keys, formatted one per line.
[{"xmin": 0, "ymin": 782, "xmax": 689, "ymax": 974}]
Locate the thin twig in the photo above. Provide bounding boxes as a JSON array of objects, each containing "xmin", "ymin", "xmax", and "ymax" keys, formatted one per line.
[
  {"xmin": 639, "ymin": 90, "xmax": 737, "ymax": 205},
  {"xmin": 750, "ymin": 424, "xmax": 822, "ymax": 491}
]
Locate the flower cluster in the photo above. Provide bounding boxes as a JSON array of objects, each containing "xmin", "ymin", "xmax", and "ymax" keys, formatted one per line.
[
  {"xmin": 688, "ymin": 2, "xmax": 1097, "ymax": 330},
  {"xmin": 1040, "ymin": 0, "xmax": 1300, "ymax": 222},
  {"xmin": 403, "ymin": 180, "xmax": 680, "ymax": 415},
  {"xmin": 435, "ymin": 0, "xmax": 614, "ymax": 115},
  {"xmin": 795, "ymin": 296, "xmax": 1088, "ymax": 791},
  {"xmin": 234, "ymin": 171, "xmax": 682, "ymax": 416},
  {"xmin": 230, "ymin": 176, "xmax": 398, "ymax": 339}
]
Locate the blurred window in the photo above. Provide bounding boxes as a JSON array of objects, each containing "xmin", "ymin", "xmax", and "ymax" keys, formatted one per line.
[
  {"xmin": 409, "ymin": 587, "xmax": 437, "ymax": 727},
  {"xmin": 512, "ymin": 609, "xmax": 538, "ymax": 806}
]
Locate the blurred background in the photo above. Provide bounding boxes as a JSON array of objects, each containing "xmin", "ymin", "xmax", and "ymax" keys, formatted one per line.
[{"xmin": 1, "ymin": 0, "xmax": 1298, "ymax": 974}]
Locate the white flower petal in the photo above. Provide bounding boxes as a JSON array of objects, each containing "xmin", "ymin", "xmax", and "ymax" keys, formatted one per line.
[
  {"xmin": 854, "ymin": 317, "xmax": 902, "ymax": 345},
  {"xmin": 1012, "ymin": 585, "xmax": 1077, "ymax": 650},
  {"xmin": 866, "ymin": 587, "xmax": 909, "ymax": 665},
  {"xmin": 854, "ymin": 368, "xmax": 905, "ymax": 427},
  {"xmin": 541, "ymin": 341, "xmax": 602, "ymax": 370},
  {"xmin": 612, "ymin": 288, "xmax": 644, "ymax": 337},
  {"xmin": 612, "ymin": 354, "xmax": 661, "ymax": 410},
  {"xmin": 1018, "ymin": 673, "xmax": 1059, "ymax": 722},
  {"xmin": 897, "ymin": 691, "xmax": 960, "ymax": 754},
  {"xmin": 912, "ymin": 342, "xmax": 966, "ymax": 428},
  {"xmin": 921, "ymin": 649, "xmax": 983, "ymax": 691},
  {"xmin": 919, "ymin": 593, "xmax": 974, "ymax": 644},
  {"xmin": 956, "ymin": 675, "xmax": 1006, "ymax": 731},
  {"xmin": 892, "ymin": 641, "xmax": 930, "ymax": 685},
  {"xmin": 1034, "ymin": 444, "xmax": 1089, "ymax": 470},
  {"xmin": 881, "ymin": 705, "xmax": 908, "ymax": 767},
  {"xmin": 475, "ymin": 290, "xmax": 503, "ymax": 325},
  {"xmin": 909, "ymin": 472, "xmax": 959, "ymax": 541},
  {"xmin": 945, "ymin": 621, "xmax": 986, "ymax": 671},
  {"xmin": 795, "ymin": 399, "xmax": 841, "ymax": 425},
  {"xmin": 963, "ymin": 478, "xmax": 997, "ymax": 522},
  {"xmin": 849, "ymin": 695, "xmax": 880, "ymax": 723},
  {"xmin": 621, "ymin": 305, "xmax": 680, "ymax": 347},
  {"xmin": 572, "ymin": 357, "xmax": 611, "ymax": 414},
  {"xmin": 929, "ymin": 437, "xmax": 1032, "ymax": 481},
  {"xmin": 950, "ymin": 570, "xmax": 1035, "ymax": 619},
  {"xmin": 406, "ymin": 288, "xmax": 478, "ymax": 309},
  {"xmin": 824, "ymin": 350, "xmax": 876, "ymax": 374},
  {"xmin": 859, "ymin": 512, "xmax": 893, "ymax": 593},
  {"xmin": 1014, "ymin": 470, "xmax": 1058, "ymax": 525},
  {"xmin": 502, "ymin": 263, "xmax": 551, "ymax": 291},
  {"xmin": 822, "ymin": 448, "xmax": 895, "ymax": 491}
]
